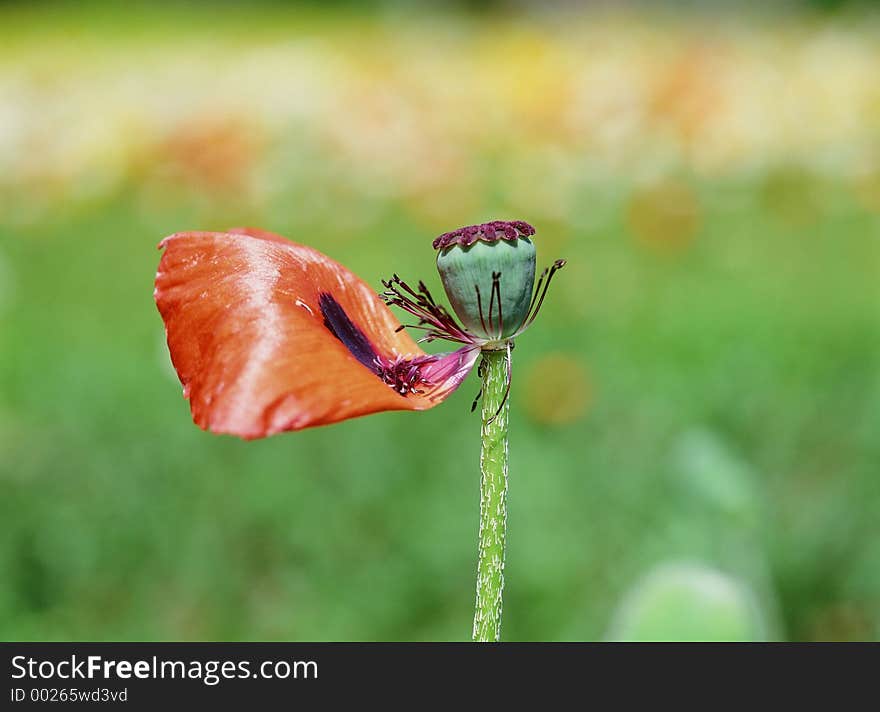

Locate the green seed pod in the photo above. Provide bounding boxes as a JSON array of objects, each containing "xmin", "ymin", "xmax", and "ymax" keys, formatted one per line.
[{"xmin": 433, "ymin": 221, "xmax": 536, "ymax": 341}]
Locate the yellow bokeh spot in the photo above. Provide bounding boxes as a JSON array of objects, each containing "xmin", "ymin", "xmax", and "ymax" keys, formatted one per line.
[
  {"xmin": 522, "ymin": 353, "xmax": 591, "ymax": 426},
  {"xmin": 627, "ymin": 179, "xmax": 701, "ymax": 253},
  {"xmin": 854, "ymin": 168, "xmax": 880, "ymax": 214}
]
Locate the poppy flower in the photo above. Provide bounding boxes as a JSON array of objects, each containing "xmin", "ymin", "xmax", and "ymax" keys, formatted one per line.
[
  {"xmin": 155, "ymin": 220, "xmax": 565, "ymax": 642},
  {"xmin": 154, "ymin": 222, "xmax": 563, "ymax": 439}
]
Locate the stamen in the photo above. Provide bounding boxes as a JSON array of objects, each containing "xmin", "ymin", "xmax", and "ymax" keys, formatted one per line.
[
  {"xmin": 487, "ymin": 273, "xmax": 496, "ymax": 335},
  {"xmin": 526, "ymin": 266, "xmax": 549, "ymax": 323},
  {"xmin": 470, "ymin": 387, "xmax": 483, "ymax": 412},
  {"xmin": 380, "ymin": 274, "xmax": 474, "ymax": 346},
  {"xmin": 487, "ymin": 341, "xmax": 513, "ymax": 425},
  {"xmin": 520, "ymin": 259, "xmax": 566, "ymax": 332},
  {"xmin": 493, "ymin": 271, "xmax": 504, "ymax": 339},
  {"xmin": 475, "ymin": 284, "xmax": 489, "ymax": 336},
  {"xmin": 418, "ymin": 281, "xmax": 436, "ymax": 306},
  {"xmin": 376, "ymin": 353, "xmax": 436, "ymax": 396}
]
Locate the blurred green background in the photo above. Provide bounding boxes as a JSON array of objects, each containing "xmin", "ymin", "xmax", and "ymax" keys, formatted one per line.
[{"xmin": 1, "ymin": 0, "xmax": 878, "ymax": 641}]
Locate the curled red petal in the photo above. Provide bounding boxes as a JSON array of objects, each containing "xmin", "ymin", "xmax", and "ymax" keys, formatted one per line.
[{"xmin": 154, "ymin": 230, "xmax": 476, "ymax": 438}]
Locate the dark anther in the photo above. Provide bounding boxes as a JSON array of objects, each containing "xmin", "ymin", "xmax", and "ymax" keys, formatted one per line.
[{"xmin": 470, "ymin": 388, "xmax": 483, "ymax": 412}]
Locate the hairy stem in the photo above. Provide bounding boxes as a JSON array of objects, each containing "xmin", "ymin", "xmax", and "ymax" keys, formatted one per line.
[{"xmin": 473, "ymin": 347, "xmax": 510, "ymax": 642}]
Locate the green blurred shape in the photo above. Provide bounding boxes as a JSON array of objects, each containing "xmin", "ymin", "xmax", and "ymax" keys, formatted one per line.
[
  {"xmin": 607, "ymin": 563, "xmax": 767, "ymax": 642},
  {"xmin": 673, "ymin": 429, "xmax": 759, "ymax": 523}
]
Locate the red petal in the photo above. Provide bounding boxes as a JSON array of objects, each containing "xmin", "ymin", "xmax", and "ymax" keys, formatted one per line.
[{"xmin": 155, "ymin": 229, "xmax": 476, "ymax": 438}]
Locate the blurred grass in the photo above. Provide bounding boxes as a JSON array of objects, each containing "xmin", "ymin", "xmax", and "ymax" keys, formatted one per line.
[{"xmin": 0, "ymin": 3, "xmax": 879, "ymax": 641}]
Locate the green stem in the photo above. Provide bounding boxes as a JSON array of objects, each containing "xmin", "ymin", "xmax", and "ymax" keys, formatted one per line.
[{"xmin": 473, "ymin": 347, "xmax": 510, "ymax": 642}]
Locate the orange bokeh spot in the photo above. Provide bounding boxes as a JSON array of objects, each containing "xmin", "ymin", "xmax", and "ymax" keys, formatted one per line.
[{"xmin": 160, "ymin": 116, "xmax": 264, "ymax": 195}]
